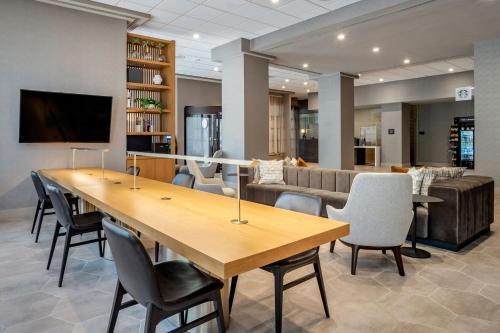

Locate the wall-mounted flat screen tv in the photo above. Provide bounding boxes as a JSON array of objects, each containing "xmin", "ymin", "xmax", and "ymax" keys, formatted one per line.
[{"xmin": 19, "ymin": 89, "xmax": 112, "ymax": 143}]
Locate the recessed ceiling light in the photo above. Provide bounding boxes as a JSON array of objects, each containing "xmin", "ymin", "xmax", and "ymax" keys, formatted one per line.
[
  {"xmin": 379, "ymin": 78, "xmax": 384, "ymax": 82},
  {"xmin": 358, "ymin": 73, "xmax": 362, "ymax": 77},
  {"xmin": 192, "ymin": 33, "xmax": 200, "ymax": 40},
  {"xmin": 448, "ymin": 67, "xmax": 455, "ymax": 72},
  {"xmin": 306, "ymin": 89, "xmax": 310, "ymax": 93},
  {"xmin": 403, "ymin": 58, "xmax": 411, "ymax": 64},
  {"xmin": 303, "ymin": 82, "xmax": 308, "ymax": 86},
  {"xmin": 271, "ymin": 0, "xmax": 279, "ymax": 3},
  {"xmin": 285, "ymin": 79, "xmax": 289, "ymax": 82},
  {"xmin": 281, "ymin": 85, "xmax": 286, "ymax": 89},
  {"xmin": 302, "ymin": 63, "xmax": 309, "ymax": 68},
  {"xmin": 372, "ymin": 46, "xmax": 380, "ymax": 53},
  {"xmin": 337, "ymin": 33, "xmax": 345, "ymax": 41},
  {"xmin": 213, "ymin": 66, "xmax": 219, "ymax": 72}
]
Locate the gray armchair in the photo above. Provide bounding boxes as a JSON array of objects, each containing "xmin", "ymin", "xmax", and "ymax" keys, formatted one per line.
[{"xmin": 199, "ymin": 150, "xmax": 222, "ymax": 178}]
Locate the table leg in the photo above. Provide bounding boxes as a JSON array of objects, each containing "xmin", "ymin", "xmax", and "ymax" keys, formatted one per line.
[
  {"xmin": 221, "ymin": 278, "xmax": 230, "ymax": 328},
  {"xmin": 401, "ymin": 203, "xmax": 431, "ymax": 259}
]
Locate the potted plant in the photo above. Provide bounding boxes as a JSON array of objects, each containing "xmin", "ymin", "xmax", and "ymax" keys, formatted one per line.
[
  {"xmin": 142, "ymin": 40, "xmax": 152, "ymax": 60},
  {"xmin": 134, "ymin": 98, "xmax": 163, "ymax": 113},
  {"xmin": 130, "ymin": 37, "xmax": 141, "ymax": 58},
  {"xmin": 155, "ymin": 42, "xmax": 167, "ymax": 62}
]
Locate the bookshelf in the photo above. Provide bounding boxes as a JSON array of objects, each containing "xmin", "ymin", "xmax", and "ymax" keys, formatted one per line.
[{"xmin": 126, "ymin": 33, "xmax": 176, "ymax": 182}]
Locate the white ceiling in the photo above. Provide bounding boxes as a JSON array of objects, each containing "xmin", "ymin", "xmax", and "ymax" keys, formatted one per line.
[{"xmin": 93, "ymin": 0, "xmax": 480, "ymax": 97}]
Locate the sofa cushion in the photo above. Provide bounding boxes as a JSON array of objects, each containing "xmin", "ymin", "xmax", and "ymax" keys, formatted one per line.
[
  {"xmin": 304, "ymin": 188, "xmax": 349, "ymax": 216},
  {"xmin": 298, "ymin": 168, "xmax": 311, "ymax": 188},
  {"xmin": 321, "ymin": 169, "xmax": 336, "ymax": 192},
  {"xmin": 310, "ymin": 169, "xmax": 323, "ymax": 190}
]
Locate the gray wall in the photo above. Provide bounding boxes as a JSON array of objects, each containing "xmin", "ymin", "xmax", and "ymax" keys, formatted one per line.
[
  {"xmin": 381, "ymin": 103, "xmax": 410, "ymax": 166},
  {"xmin": 0, "ymin": 0, "xmax": 126, "ymax": 210},
  {"xmin": 475, "ymin": 38, "xmax": 500, "ymax": 182},
  {"xmin": 416, "ymin": 101, "xmax": 474, "ymax": 165},
  {"xmin": 176, "ymin": 77, "xmax": 222, "ymax": 154},
  {"xmin": 355, "ymin": 71, "xmax": 474, "ymax": 107}
]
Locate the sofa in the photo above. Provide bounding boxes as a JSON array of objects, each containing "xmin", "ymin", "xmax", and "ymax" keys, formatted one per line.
[{"xmin": 242, "ymin": 166, "xmax": 494, "ymax": 251}]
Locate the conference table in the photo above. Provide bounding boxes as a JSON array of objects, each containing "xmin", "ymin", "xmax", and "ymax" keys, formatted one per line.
[{"xmin": 40, "ymin": 168, "xmax": 350, "ymax": 330}]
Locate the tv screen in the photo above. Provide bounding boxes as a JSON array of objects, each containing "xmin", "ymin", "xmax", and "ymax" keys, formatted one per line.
[{"xmin": 19, "ymin": 89, "xmax": 112, "ymax": 143}]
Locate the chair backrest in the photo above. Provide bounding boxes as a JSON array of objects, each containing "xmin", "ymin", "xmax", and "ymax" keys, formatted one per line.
[
  {"xmin": 102, "ymin": 218, "xmax": 162, "ymax": 307},
  {"xmin": 202, "ymin": 150, "xmax": 223, "ymax": 178},
  {"xmin": 172, "ymin": 173, "xmax": 195, "ymax": 188},
  {"xmin": 31, "ymin": 171, "xmax": 48, "ymax": 201},
  {"xmin": 127, "ymin": 166, "xmax": 140, "ymax": 176},
  {"xmin": 275, "ymin": 191, "xmax": 322, "ymax": 216},
  {"xmin": 46, "ymin": 184, "xmax": 75, "ymax": 229},
  {"xmin": 327, "ymin": 173, "xmax": 413, "ymax": 247},
  {"xmin": 187, "ymin": 160, "xmax": 206, "ymax": 184}
]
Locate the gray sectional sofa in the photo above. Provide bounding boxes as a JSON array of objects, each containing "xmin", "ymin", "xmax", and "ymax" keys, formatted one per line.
[{"xmin": 242, "ymin": 166, "xmax": 494, "ymax": 251}]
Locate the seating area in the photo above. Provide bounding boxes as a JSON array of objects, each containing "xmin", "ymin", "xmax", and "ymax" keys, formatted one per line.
[{"xmin": 1, "ymin": 0, "xmax": 500, "ymax": 332}]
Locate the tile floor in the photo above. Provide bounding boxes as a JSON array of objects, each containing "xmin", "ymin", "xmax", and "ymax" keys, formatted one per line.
[{"xmin": 1, "ymin": 193, "xmax": 500, "ymax": 333}]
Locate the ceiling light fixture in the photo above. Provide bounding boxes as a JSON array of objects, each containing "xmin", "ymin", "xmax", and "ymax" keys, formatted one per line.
[
  {"xmin": 337, "ymin": 33, "xmax": 345, "ymax": 41},
  {"xmin": 302, "ymin": 63, "xmax": 309, "ymax": 68},
  {"xmin": 192, "ymin": 33, "xmax": 200, "ymax": 40},
  {"xmin": 306, "ymin": 89, "xmax": 310, "ymax": 93},
  {"xmin": 448, "ymin": 67, "xmax": 455, "ymax": 72},
  {"xmin": 285, "ymin": 79, "xmax": 289, "ymax": 82},
  {"xmin": 403, "ymin": 58, "xmax": 411, "ymax": 64},
  {"xmin": 281, "ymin": 85, "xmax": 286, "ymax": 89},
  {"xmin": 303, "ymin": 82, "xmax": 308, "ymax": 86},
  {"xmin": 213, "ymin": 66, "xmax": 219, "ymax": 72},
  {"xmin": 271, "ymin": 0, "xmax": 280, "ymax": 4},
  {"xmin": 372, "ymin": 46, "xmax": 380, "ymax": 53},
  {"xmin": 379, "ymin": 78, "xmax": 384, "ymax": 82}
]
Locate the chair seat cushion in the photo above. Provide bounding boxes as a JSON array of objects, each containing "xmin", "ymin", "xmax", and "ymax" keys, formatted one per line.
[
  {"xmin": 262, "ymin": 248, "xmax": 318, "ymax": 269},
  {"xmin": 73, "ymin": 211, "xmax": 105, "ymax": 230},
  {"xmin": 155, "ymin": 260, "xmax": 223, "ymax": 306},
  {"xmin": 222, "ymin": 187, "xmax": 236, "ymax": 197}
]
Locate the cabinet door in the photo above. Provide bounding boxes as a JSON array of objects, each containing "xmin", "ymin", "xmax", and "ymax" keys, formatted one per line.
[{"xmin": 154, "ymin": 158, "xmax": 175, "ymax": 183}]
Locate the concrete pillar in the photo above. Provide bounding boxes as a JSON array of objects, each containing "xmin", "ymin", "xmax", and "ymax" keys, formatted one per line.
[
  {"xmin": 318, "ymin": 73, "xmax": 355, "ymax": 169},
  {"xmin": 213, "ymin": 39, "xmax": 271, "ymax": 160},
  {"xmin": 381, "ymin": 103, "xmax": 411, "ymax": 167},
  {"xmin": 474, "ymin": 38, "xmax": 500, "ymax": 182}
]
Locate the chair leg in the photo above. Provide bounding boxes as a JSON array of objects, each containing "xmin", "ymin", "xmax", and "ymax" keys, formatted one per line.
[
  {"xmin": 213, "ymin": 291, "xmax": 226, "ymax": 333},
  {"xmin": 382, "ymin": 249, "xmax": 386, "ymax": 254},
  {"xmin": 329, "ymin": 240, "xmax": 336, "ymax": 253},
  {"xmin": 351, "ymin": 245, "xmax": 360, "ymax": 275},
  {"xmin": 97, "ymin": 230, "xmax": 104, "ymax": 257},
  {"xmin": 35, "ymin": 201, "xmax": 46, "ymax": 243},
  {"xmin": 107, "ymin": 280, "xmax": 126, "ymax": 333},
  {"xmin": 47, "ymin": 222, "xmax": 61, "ymax": 270},
  {"xmin": 31, "ymin": 200, "xmax": 41, "ymax": 234},
  {"xmin": 313, "ymin": 258, "xmax": 330, "ymax": 318},
  {"xmin": 273, "ymin": 270, "xmax": 284, "ymax": 333},
  {"xmin": 74, "ymin": 200, "xmax": 80, "ymax": 215},
  {"xmin": 392, "ymin": 246, "xmax": 405, "ymax": 276},
  {"xmin": 58, "ymin": 230, "xmax": 72, "ymax": 287},
  {"xmin": 228, "ymin": 275, "xmax": 239, "ymax": 314},
  {"xmin": 154, "ymin": 242, "xmax": 160, "ymax": 262},
  {"xmin": 144, "ymin": 304, "xmax": 163, "ymax": 333}
]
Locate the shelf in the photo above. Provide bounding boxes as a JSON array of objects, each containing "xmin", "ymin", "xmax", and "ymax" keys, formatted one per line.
[
  {"xmin": 127, "ymin": 58, "xmax": 170, "ymax": 69},
  {"xmin": 127, "ymin": 82, "xmax": 170, "ymax": 91},
  {"xmin": 127, "ymin": 132, "xmax": 168, "ymax": 136},
  {"xmin": 126, "ymin": 108, "xmax": 170, "ymax": 113}
]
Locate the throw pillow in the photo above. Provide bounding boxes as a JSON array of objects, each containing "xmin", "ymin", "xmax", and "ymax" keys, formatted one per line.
[
  {"xmin": 258, "ymin": 160, "xmax": 285, "ymax": 185},
  {"xmin": 249, "ymin": 159, "xmax": 260, "ymax": 184},
  {"xmin": 407, "ymin": 167, "xmax": 424, "ymax": 195},
  {"xmin": 297, "ymin": 157, "xmax": 308, "ymax": 167},
  {"xmin": 420, "ymin": 168, "xmax": 437, "ymax": 207}
]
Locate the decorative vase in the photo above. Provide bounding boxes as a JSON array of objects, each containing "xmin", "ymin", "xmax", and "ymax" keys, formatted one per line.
[
  {"xmin": 158, "ymin": 50, "xmax": 167, "ymax": 62},
  {"xmin": 153, "ymin": 74, "xmax": 163, "ymax": 85},
  {"xmin": 146, "ymin": 104, "xmax": 155, "ymax": 109}
]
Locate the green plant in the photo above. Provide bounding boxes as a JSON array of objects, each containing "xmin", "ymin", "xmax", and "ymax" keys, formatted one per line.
[
  {"xmin": 131, "ymin": 38, "xmax": 141, "ymax": 45},
  {"xmin": 134, "ymin": 98, "xmax": 163, "ymax": 112},
  {"xmin": 154, "ymin": 42, "xmax": 165, "ymax": 50}
]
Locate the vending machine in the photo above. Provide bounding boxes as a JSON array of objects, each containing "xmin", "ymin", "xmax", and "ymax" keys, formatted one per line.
[{"xmin": 449, "ymin": 117, "xmax": 474, "ymax": 169}]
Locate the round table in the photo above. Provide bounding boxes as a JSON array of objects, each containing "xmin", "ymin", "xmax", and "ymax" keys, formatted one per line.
[{"xmin": 401, "ymin": 194, "xmax": 444, "ymax": 259}]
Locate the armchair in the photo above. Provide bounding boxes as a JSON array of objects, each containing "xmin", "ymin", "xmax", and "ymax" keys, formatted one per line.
[
  {"xmin": 198, "ymin": 150, "xmax": 222, "ymax": 178},
  {"xmin": 187, "ymin": 160, "xmax": 235, "ymax": 197},
  {"xmin": 327, "ymin": 173, "xmax": 413, "ymax": 276}
]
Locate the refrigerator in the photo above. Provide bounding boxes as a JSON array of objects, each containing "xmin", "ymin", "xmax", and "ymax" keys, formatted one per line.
[{"xmin": 449, "ymin": 117, "xmax": 474, "ymax": 169}]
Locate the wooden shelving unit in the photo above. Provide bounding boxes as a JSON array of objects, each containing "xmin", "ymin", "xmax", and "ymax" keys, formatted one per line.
[{"xmin": 126, "ymin": 33, "xmax": 176, "ymax": 182}]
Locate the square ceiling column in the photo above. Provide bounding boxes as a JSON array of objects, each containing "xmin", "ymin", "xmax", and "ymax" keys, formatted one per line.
[
  {"xmin": 318, "ymin": 72, "xmax": 356, "ymax": 170},
  {"xmin": 213, "ymin": 39, "xmax": 272, "ymax": 161}
]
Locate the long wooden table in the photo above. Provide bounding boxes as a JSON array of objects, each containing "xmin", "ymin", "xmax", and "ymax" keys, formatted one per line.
[{"xmin": 40, "ymin": 168, "xmax": 349, "ymax": 326}]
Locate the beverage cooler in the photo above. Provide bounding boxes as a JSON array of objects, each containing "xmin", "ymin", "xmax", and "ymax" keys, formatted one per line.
[
  {"xmin": 449, "ymin": 116, "xmax": 474, "ymax": 169},
  {"xmin": 184, "ymin": 106, "xmax": 221, "ymax": 157}
]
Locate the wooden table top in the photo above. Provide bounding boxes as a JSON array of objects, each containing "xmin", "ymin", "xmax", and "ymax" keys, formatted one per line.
[{"xmin": 40, "ymin": 168, "xmax": 349, "ymax": 279}]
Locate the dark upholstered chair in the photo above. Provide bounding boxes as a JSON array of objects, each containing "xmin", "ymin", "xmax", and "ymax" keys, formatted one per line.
[
  {"xmin": 30, "ymin": 171, "xmax": 79, "ymax": 243},
  {"xmin": 103, "ymin": 218, "xmax": 225, "ymax": 333},
  {"xmin": 127, "ymin": 166, "xmax": 140, "ymax": 176},
  {"xmin": 152, "ymin": 173, "xmax": 196, "ymax": 263},
  {"xmin": 228, "ymin": 192, "xmax": 329, "ymax": 333},
  {"xmin": 172, "ymin": 173, "xmax": 195, "ymax": 188},
  {"xmin": 46, "ymin": 184, "xmax": 106, "ymax": 287}
]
